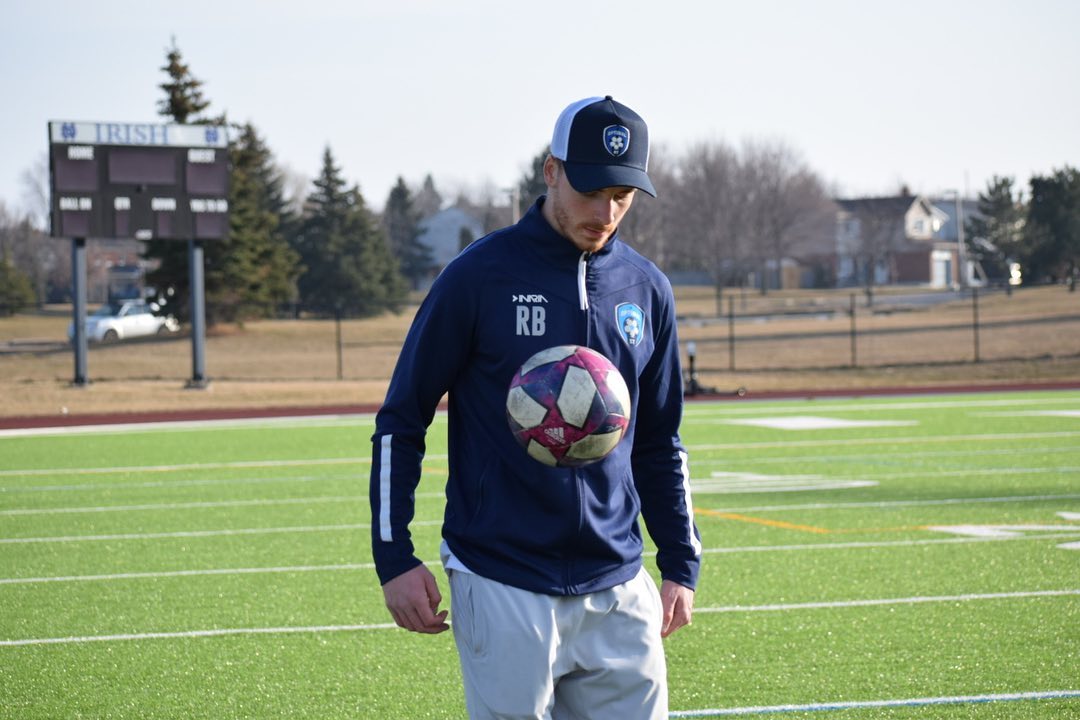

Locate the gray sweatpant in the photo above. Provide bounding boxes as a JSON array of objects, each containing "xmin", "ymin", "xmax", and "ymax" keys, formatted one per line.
[{"xmin": 447, "ymin": 567, "xmax": 667, "ymax": 719}]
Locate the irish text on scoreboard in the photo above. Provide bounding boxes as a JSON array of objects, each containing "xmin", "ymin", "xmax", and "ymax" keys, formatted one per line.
[{"xmin": 48, "ymin": 121, "xmax": 230, "ymax": 240}]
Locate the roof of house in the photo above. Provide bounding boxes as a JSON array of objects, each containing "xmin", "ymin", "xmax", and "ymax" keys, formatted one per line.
[{"xmin": 417, "ymin": 207, "xmax": 486, "ymax": 267}]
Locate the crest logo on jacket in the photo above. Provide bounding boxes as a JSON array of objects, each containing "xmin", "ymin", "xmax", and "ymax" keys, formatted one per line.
[
  {"xmin": 604, "ymin": 125, "xmax": 630, "ymax": 157},
  {"xmin": 615, "ymin": 302, "xmax": 645, "ymax": 346}
]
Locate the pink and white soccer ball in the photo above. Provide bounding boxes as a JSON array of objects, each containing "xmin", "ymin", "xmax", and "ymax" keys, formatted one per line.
[{"xmin": 506, "ymin": 345, "xmax": 632, "ymax": 468}]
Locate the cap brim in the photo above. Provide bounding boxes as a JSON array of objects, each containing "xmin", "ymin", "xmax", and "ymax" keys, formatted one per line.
[{"xmin": 563, "ymin": 162, "xmax": 657, "ymax": 198}]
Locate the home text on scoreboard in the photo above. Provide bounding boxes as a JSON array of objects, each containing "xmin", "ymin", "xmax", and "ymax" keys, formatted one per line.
[{"xmin": 48, "ymin": 121, "xmax": 230, "ymax": 241}]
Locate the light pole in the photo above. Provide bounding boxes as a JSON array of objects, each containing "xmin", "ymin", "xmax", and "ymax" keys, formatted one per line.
[
  {"xmin": 942, "ymin": 189, "xmax": 968, "ymax": 288},
  {"xmin": 504, "ymin": 186, "xmax": 520, "ymax": 225}
]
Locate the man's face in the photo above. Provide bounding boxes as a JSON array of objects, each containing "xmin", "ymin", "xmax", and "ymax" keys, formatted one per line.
[{"xmin": 542, "ymin": 157, "xmax": 636, "ymax": 253}]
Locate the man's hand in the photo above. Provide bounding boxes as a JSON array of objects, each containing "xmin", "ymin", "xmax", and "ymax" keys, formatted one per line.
[
  {"xmin": 382, "ymin": 564, "xmax": 450, "ymax": 634},
  {"xmin": 659, "ymin": 579, "xmax": 694, "ymax": 638}
]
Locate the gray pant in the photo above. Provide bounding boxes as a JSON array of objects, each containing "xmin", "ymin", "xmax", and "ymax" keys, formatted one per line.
[{"xmin": 448, "ymin": 568, "xmax": 668, "ymax": 720}]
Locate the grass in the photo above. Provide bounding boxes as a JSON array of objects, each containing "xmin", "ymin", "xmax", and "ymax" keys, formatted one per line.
[
  {"xmin": 1, "ymin": 284, "xmax": 1079, "ymax": 418},
  {"xmin": 1, "ymin": 389, "xmax": 1078, "ymax": 717}
]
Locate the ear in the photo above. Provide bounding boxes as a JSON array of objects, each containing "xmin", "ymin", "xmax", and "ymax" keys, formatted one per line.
[{"xmin": 543, "ymin": 155, "xmax": 559, "ymax": 189}]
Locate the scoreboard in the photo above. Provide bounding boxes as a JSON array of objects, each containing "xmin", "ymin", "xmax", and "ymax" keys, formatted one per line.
[{"xmin": 48, "ymin": 121, "xmax": 230, "ymax": 241}]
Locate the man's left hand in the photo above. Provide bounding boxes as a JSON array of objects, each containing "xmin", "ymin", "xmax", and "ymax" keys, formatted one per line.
[{"xmin": 659, "ymin": 579, "xmax": 694, "ymax": 638}]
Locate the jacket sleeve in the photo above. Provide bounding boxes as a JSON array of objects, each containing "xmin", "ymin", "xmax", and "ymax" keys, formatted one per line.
[
  {"xmin": 631, "ymin": 280, "xmax": 702, "ymax": 590},
  {"xmin": 369, "ymin": 266, "xmax": 473, "ymax": 585}
]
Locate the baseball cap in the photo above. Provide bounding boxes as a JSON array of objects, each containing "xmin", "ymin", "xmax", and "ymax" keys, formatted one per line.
[{"xmin": 550, "ymin": 96, "xmax": 656, "ymax": 197}]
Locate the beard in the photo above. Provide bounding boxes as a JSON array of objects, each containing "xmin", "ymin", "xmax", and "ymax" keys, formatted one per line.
[{"xmin": 547, "ymin": 188, "xmax": 616, "ymax": 253}]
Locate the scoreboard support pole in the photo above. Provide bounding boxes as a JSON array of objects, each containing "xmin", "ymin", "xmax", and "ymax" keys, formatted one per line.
[
  {"xmin": 186, "ymin": 238, "xmax": 209, "ymax": 389},
  {"xmin": 71, "ymin": 237, "xmax": 89, "ymax": 387}
]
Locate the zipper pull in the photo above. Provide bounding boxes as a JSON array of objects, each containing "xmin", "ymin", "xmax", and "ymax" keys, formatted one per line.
[{"xmin": 578, "ymin": 252, "xmax": 589, "ymax": 311}]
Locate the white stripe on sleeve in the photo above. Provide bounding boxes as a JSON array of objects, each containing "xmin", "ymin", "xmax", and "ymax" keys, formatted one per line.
[
  {"xmin": 680, "ymin": 450, "xmax": 702, "ymax": 556},
  {"xmin": 379, "ymin": 435, "xmax": 393, "ymax": 542}
]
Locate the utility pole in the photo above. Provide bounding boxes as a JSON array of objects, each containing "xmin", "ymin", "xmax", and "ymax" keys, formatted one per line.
[{"xmin": 955, "ymin": 192, "xmax": 967, "ymax": 288}]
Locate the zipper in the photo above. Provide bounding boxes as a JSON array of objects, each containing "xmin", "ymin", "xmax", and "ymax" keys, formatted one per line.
[
  {"xmin": 577, "ymin": 252, "xmax": 589, "ymax": 311},
  {"xmin": 569, "ymin": 251, "xmax": 591, "ymax": 594}
]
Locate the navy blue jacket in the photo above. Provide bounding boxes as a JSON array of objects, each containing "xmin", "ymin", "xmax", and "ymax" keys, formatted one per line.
[{"xmin": 370, "ymin": 198, "xmax": 701, "ymax": 596}]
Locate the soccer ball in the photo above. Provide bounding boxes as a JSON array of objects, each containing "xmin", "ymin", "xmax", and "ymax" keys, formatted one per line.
[{"xmin": 506, "ymin": 345, "xmax": 632, "ymax": 468}]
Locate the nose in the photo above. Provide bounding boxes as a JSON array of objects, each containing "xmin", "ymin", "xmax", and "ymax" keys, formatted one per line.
[{"xmin": 591, "ymin": 196, "xmax": 617, "ymax": 226}]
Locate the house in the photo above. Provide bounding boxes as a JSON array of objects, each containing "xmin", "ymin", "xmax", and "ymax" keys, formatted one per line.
[
  {"xmin": 86, "ymin": 238, "xmax": 149, "ymax": 302},
  {"xmin": 415, "ymin": 207, "xmax": 486, "ymax": 287},
  {"xmin": 929, "ymin": 196, "xmax": 983, "ymax": 285},
  {"xmin": 834, "ymin": 193, "xmax": 965, "ymax": 287}
]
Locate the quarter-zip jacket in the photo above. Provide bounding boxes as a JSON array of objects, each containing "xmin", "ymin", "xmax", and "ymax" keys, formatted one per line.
[{"xmin": 370, "ymin": 198, "xmax": 701, "ymax": 596}]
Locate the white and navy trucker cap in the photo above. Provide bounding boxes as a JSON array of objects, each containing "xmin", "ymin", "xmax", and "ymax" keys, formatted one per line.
[{"xmin": 550, "ymin": 96, "xmax": 656, "ymax": 197}]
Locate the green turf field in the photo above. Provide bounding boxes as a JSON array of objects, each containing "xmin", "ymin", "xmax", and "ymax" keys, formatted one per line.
[{"xmin": 1, "ymin": 390, "xmax": 1078, "ymax": 718}]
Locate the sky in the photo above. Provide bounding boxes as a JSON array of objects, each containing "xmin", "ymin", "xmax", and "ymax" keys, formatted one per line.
[{"xmin": 2, "ymin": 0, "xmax": 1079, "ymax": 219}]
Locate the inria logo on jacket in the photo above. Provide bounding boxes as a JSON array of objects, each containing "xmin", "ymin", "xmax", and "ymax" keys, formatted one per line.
[{"xmin": 514, "ymin": 293, "xmax": 547, "ymax": 337}]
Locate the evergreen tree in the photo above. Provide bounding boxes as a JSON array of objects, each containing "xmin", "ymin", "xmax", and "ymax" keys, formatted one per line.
[
  {"xmin": 293, "ymin": 148, "xmax": 406, "ymax": 316},
  {"xmin": 157, "ymin": 37, "xmax": 211, "ymax": 123},
  {"xmin": 1025, "ymin": 166, "xmax": 1080, "ymax": 285},
  {"xmin": 517, "ymin": 147, "xmax": 550, "ymax": 218},
  {"xmin": 383, "ymin": 177, "xmax": 434, "ymax": 290},
  {"xmin": 206, "ymin": 124, "xmax": 302, "ymax": 323},
  {"xmin": 0, "ymin": 256, "xmax": 35, "ymax": 315},
  {"xmin": 144, "ymin": 38, "xmax": 218, "ymax": 322},
  {"xmin": 413, "ymin": 174, "xmax": 444, "ymax": 219},
  {"xmin": 459, "ymin": 225, "xmax": 476, "ymax": 252},
  {"xmin": 965, "ymin": 176, "xmax": 1026, "ymax": 281}
]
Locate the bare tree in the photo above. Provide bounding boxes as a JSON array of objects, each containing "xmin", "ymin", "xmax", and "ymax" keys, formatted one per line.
[
  {"xmin": 666, "ymin": 140, "xmax": 745, "ymax": 313},
  {"xmin": 412, "ymin": 174, "xmax": 444, "ymax": 219},
  {"xmin": 19, "ymin": 153, "xmax": 49, "ymax": 230},
  {"xmin": 835, "ymin": 196, "xmax": 911, "ymax": 287},
  {"xmin": 741, "ymin": 140, "xmax": 834, "ymax": 293},
  {"xmin": 277, "ymin": 163, "xmax": 311, "ymax": 218},
  {"xmin": 0, "ymin": 201, "xmax": 69, "ymax": 304},
  {"xmin": 617, "ymin": 147, "xmax": 676, "ymax": 267}
]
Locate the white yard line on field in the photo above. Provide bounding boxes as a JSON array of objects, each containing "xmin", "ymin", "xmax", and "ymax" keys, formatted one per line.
[
  {"xmin": 697, "ymin": 532, "xmax": 1080, "ymax": 554},
  {"xmin": 0, "ymin": 457, "xmax": 373, "ymax": 479},
  {"xmin": 689, "ymin": 430, "xmax": 1080, "ymax": 451},
  {"xmin": 0, "ymin": 414, "xmax": 376, "ymax": 439},
  {"xmin": 5, "ymin": 531, "xmax": 1080, "ymax": 584},
  {"xmin": 2, "ymin": 490, "xmax": 1071, "ymax": 524},
  {"xmin": 0, "ymin": 456, "xmax": 450, "ymax": 487},
  {"xmin": 703, "ymin": 492, "xmax": 1080, "ymax": 513},
  {"xmin": 0, "ymin": 520, "xmax": 441, "ymax": 544},
  {"xmin": 0, "ymin": 495, "xmax": 367, "ymax": 516},
  {"xmin": 694, "ymin": 589, "xmax": 1080, "ymax": 614},
  {"xmin": 690, "ymin": 466, "xmax": 1080, "ymax": 491},
  {"xmin": 0, "ymin": 563, "xmax": 377, "ymax": 585},
  {"xmin": 693, "ymin": 444, "xmax": 1080, "ymax": 467},
  {"xmin": 5, "ymin": 431, "xmax": 1079, "ymax": 480},
  {"xmin": 670, "ymin": 690, "xmax": 1080, "ymax": 717},
  {"xmin": 0, "ymin": 474, "xmax": 345, "ymax": 494},
  {"xmin": 3, "ymin": 589, "xmax": 1076, "ymax": 647},
  {"xmin": 0, "ymin": 623, "xmax": 400, "ymax": 646},
  {"xmin": 680, "ymin": 395, "xmax": 1080, "ymax": 416}
]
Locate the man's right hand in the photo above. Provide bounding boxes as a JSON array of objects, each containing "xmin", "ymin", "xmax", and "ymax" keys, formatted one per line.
[{"xmin": 381, "ymin": 564, "xmax": 450, "ymax": 634}]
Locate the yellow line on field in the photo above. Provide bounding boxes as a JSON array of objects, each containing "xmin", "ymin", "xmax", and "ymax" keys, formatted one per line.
[{"xmin": 699, "ymin": 509, "xmax": 832, "ymax": 534}]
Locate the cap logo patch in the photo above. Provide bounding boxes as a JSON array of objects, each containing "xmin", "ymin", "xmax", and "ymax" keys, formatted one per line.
[{"xmin": 604, "ymin": 125, "xmax": 630, "ymax": 157}]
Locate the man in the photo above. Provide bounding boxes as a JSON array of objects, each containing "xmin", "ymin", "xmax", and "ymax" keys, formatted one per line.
[{"xmin": 370, "ymin": 96, "xmax": 701, "ymax": 719}]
